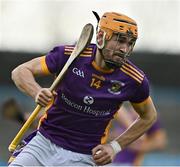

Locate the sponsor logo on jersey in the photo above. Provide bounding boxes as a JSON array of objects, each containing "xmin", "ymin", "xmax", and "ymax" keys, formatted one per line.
[
  {"xmin": 108, "ymin": 80, "xmax": 125, "ymax": 95},
  {"xmin": 72, "ymin": 67, "xmax": 85, "ymax": 78},
  {"xmin": 83, "ymin": 96, "xmax": 94, "ymax": 105},
  {"xmin": 61, "ymin": 93, "xmax": 111, "ymax": 116}
]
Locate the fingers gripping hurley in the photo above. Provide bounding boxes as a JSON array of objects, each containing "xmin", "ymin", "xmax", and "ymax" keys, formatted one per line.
[{"xmin": 8, "ymin": 23, "xmax": 94, "ymax": 152}]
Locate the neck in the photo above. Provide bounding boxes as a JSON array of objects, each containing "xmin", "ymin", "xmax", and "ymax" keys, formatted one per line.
[{"xmin": 95, "ymin": 49, "xmax": 112, "ymax": 70}]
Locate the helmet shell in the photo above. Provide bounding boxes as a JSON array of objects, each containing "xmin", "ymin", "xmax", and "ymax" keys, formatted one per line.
[{"xmin": 98, "ymin": 12, "xmax": 138, "ymax": 40}]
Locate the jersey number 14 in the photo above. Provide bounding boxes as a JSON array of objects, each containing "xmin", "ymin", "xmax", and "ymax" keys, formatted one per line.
[{"xmin": 90, "ymin": 78, "xmax": 102, "ymax": 89}]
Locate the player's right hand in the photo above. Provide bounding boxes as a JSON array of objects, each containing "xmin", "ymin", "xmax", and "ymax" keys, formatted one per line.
[
  {"xmin": 92, "ymin": 144, "xmax": 115, "ymax": 165},
  {"xmin": 35, "ymin": 88, "xmax": 57, "ymax": 107}
]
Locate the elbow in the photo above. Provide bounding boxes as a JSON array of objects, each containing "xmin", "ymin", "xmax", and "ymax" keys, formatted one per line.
[
  {"xmin": 11, "ymin": 65, "xmax": 24, "ymax": 82},
  {"xmin": 151, "ymin": 109, "xmax": 158, "ymax": 125},
  {"xmin": 11, "ymin": 67, "xmax": 17, "ymax": 82},
  {"xmin": 144, "ymin": 108, "xmax": 157, "ymax": 128},
  {"xmin": 11, "ymin": 70, "xmax": 16, "ymax": 82},
  {"xmin": 11, "ymin": 66, "xmax": 19, "ymax": 82}
]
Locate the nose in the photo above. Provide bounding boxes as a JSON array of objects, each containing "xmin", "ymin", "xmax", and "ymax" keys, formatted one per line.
[{"xmin": 119, "ymin": 44, "xmax": 128, "ymax": 53}]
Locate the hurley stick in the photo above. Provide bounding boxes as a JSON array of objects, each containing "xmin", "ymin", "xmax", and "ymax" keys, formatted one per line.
[{"xmin": 9, "ymin": 23, "xmax": 94, "ymax": 152}]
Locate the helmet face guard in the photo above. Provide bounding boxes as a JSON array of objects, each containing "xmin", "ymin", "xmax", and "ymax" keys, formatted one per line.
[
  {"xmin": 96, "ymin": 12, "xmax": 138, "ymax": 68},
  {"xmin": 103, "ymin": 32, "xmax": 136, "ymax": 67}
]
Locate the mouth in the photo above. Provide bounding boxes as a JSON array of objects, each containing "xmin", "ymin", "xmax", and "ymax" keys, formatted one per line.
[
  {"xmin": 102, "ymin": 49, "xmax": 128, "ymax": 68},
  {"xmin": 105, "ymin": 55, "xmax": 126, "ymax": 68},
  {"xmin": 113, "ymin": 53, "xmax": 127, "ymax": 64}
]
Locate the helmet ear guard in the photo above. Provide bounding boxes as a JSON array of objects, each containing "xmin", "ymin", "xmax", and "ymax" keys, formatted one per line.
[{"xmin": 96, "ymin": 29, "xmax": 106, "ymax": 49}]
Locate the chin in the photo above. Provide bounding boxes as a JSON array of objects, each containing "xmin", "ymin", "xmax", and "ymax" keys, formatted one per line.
[{"xmin": 104, "ymin": 60, "xmax": 123, "ymax": 69}]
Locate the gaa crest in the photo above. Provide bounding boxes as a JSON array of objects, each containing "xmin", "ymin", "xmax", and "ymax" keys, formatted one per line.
[{"xmin": 108, "ymin": 80, "xmax": 125, "ymax": 95}]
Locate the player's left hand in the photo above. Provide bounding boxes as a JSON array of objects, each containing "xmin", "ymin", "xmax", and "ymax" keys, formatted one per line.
[{"xmin": 92, "ymin": 144, "xmax": 115, "ymax": 165}]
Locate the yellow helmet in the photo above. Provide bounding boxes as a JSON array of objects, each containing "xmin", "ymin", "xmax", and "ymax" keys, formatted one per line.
[{"xmin": 99, "ymin": 12, "xmax": 138, "ymax": 40}]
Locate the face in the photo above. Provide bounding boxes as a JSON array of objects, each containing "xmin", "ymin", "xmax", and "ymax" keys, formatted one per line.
[{"xmin": 101, "ymin": 33, "xmax": 136, "ymax": 68}]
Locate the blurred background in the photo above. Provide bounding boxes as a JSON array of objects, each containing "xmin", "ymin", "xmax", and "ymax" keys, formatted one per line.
[{"xmin": 0, "ymin": 0, "xmax": 180, "ymax": 165}]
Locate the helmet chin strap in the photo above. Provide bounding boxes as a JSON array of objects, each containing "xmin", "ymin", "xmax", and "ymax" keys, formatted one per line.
[
  {"xmin": 98, "ymin": 48, "xmax": 125, "ymax": 69},
  {"xmin": 101, "ymin": 45, "xmax": 129, "ymax": 69},
  {"xmin": 104, "ymin": 60, "xmax": 123, "ymax": 69}
]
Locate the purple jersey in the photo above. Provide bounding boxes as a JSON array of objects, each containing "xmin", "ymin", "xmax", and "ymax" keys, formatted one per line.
[
  {"xmin": 38, "ymin": 44, "xmax": 149, "ymax": 154},
  {"xmin": 113, "ymin": 119, "xmax": 161, "ymax": 165}
]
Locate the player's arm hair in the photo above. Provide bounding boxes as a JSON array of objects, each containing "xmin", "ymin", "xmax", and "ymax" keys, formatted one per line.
[
  {"xmin": 11, "ymin": 56, "xmax": 49, "ymax": 99},
  {"xmin": 114, "ymin": 96, "xmax": 157, "ymax": 149}
]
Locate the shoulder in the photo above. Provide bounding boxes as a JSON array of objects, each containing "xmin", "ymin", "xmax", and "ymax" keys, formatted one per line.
[
  {"xmin": 64, "ymin": 44, "xmax": 96, "ymax": 58},
  {"xmin": 48, "ymin": 43, "xmax": 96, "ymax": 53},
  {"xmin": 47, "ymin": 43, "xmax": 96, "ymax": 58},
  {"xmin": 44, "ymin": 44, "xmax": 96, "ymax": 74},
  {"xmin": 120, "ymin": 60, "xmax": 148, "ymax": 85},
  {"xmin": 120, "ymin": 60, "xmax": 150, "ymax": 103},
  {"xmin": 44, "ymin": 45, "xmax": 67, "ymax": 74},
  {"xmin": 48, "ymin": 45, "xmax": 65, "ymax": 54}
]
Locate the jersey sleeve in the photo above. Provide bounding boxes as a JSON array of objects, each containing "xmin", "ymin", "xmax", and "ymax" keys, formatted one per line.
[
  {"xmin": 44, "ymin": 45, "xmax": 66, "ymax": 74},
  {"xmin": 129, "ymin": 76, "xmax": 150, "ymax": 103}
]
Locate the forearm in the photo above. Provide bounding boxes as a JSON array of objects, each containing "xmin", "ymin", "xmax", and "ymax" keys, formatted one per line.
[
  {"xmin": 12, "ymin": 65, "xmax": 41, "ymax": 99},
  {"xmin": 115, "ymin": 113, "xmax": 156, "ymax": 149}
]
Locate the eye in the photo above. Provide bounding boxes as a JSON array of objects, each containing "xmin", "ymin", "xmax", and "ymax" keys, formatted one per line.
[
  {"xmin": 117, "ymin": 37, "xmax": 126, "ymax": 43},
  {"xmin": 128, "ymin": 40, "xmax": 135, "ymax": 46},
  {"xmin": 128, "ymin": 42, "xmax": 133, "ymax": 46}
]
